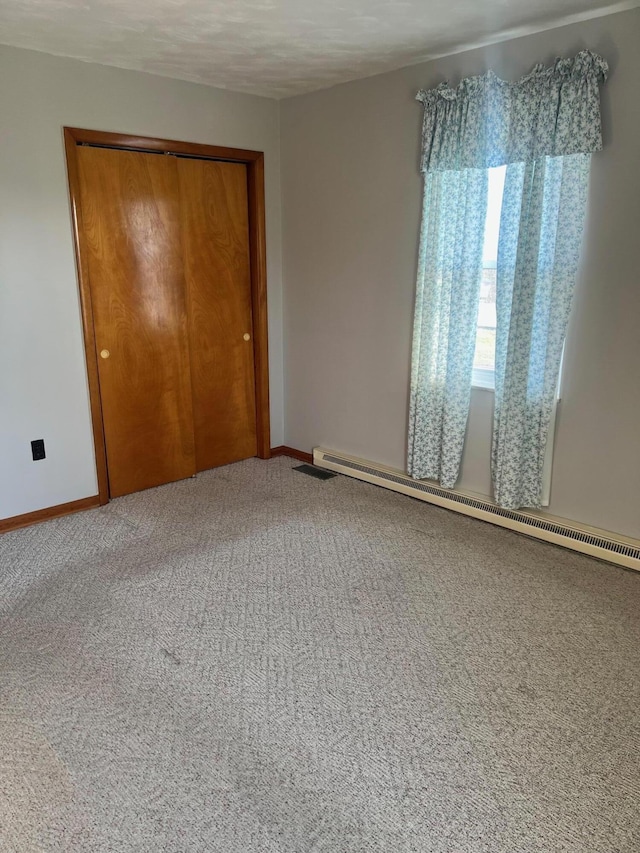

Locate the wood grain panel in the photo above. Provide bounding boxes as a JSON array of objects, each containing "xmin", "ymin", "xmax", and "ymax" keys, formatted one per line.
[
  {"xmin": 77, "ymin": 146, "xmax": 196, "ymax": 497},
  {"xmin": 63, "ymin": 129, "xmax": 110, "ymax": 504},
  {"xmin": 178, "ymin": 159, "xmax": 258, "ymax": 471}
]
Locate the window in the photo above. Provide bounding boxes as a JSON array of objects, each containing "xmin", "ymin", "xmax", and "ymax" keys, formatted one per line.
[
  {"xmin": 410, "ymin": 51, "xmax": 603, "ymax": 503},
  {"xmin": 472, "ymin": 166, "xmax": 506, "ymax": 389}
]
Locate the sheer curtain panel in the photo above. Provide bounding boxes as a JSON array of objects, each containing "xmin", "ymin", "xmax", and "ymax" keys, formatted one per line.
[{"xmin": 408, "ymin": 169, "xmax": 488, "ymax": 486}]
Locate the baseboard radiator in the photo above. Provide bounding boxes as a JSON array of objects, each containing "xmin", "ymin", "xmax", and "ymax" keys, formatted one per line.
[{"xmin": 313, "ymin": 447, "xmax": 640, "ymax": 573}]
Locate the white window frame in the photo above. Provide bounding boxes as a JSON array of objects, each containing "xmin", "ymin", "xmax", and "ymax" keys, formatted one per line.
[{"xmin": 472, "ymin": 366, "xmax": 494, "ymax": 390}]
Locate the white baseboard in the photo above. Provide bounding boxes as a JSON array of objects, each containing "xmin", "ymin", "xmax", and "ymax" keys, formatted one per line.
[{"xmin": 313, "ymin": 447, "xmax": 640, "ymax": 573}]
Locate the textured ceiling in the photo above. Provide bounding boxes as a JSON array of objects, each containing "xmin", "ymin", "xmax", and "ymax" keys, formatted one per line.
[{"xmin": 0, "ymin": 0, "xmax": 634, "ymax": 98}]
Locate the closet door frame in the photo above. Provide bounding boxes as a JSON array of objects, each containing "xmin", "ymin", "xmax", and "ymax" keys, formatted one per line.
[{"xmin": 64, "ymin": 127, "xmax": 271, "ymax": 505}]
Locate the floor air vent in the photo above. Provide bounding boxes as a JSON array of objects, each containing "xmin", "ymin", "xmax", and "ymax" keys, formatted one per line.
[
  {"xmin": 313, "ymin": 448, "xmax": 640, "ymax": 572},
  {"xmin": 293, "ymin": 463, "xmax": 337, "ymax": 481}
]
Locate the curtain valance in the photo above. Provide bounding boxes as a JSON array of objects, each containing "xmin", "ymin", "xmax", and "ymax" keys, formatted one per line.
[{"xmin": 416, "ymin": 50, "xmax": 608, "ymax": 172}]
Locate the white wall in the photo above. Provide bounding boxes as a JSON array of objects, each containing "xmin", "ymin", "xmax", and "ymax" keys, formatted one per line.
[
  {"xmin": 0, "ymin": 45, "xmax": 283, "ymax": 519},
  {"xmin": 281, "ymin": 8, "xmax": 640, "ymax": 540}
]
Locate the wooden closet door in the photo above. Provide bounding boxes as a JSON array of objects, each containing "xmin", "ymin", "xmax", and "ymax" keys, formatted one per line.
[
  {"xmin": 77, "ymin": 147, "xmax": 196, "ymax": 497},
  {"xmin": 177, "ymin": 159, "xmax": 258, "ymax": 471}
]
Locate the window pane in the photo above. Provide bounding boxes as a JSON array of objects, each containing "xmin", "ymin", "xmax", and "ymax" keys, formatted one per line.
[
  {"xmin": 482, "ymin": 166, "xmax": 506, "ymax": 266},
  {"xmin": 474, "ymin": 326, "xmax": 496, "ymax": 371},
  {"xmin": 473, "ymin": 165, "xmax": 505, "ymax": 381},
  {"xmin": 478, "ymin": 264, "xmax": 496, "ymax": 331}
]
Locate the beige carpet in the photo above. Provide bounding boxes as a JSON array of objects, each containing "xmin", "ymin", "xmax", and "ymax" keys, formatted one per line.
[{"xmin": 0, "ymin": 456, "xmax": 638, "ymax": 852}]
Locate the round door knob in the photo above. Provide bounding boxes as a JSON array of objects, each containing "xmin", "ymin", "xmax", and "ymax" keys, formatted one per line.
[
  {"xmin": 100, "ymin": 349, "xmax": 110, "ymax": 359},
  {"xmin": 243, "ymin": 333, "xmax": 251, "ymax": 341}
]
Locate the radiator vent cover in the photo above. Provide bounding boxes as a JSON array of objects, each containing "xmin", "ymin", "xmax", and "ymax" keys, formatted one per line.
[{"xmin": 316, "ymin": 450, "xmax": 640, "ymax": 570}]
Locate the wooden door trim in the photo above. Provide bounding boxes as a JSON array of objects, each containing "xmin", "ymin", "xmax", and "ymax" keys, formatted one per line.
[
  {"xmin": 270, "ymin": 446, "xmax": 314, "ymax": 465},
  {"xmin": 64, "ymin": 127, "xmax": 271, "ymax": 504},
  {"xmin": 247, "ymin": 154, "xmax": 270, "ymax": 458}
]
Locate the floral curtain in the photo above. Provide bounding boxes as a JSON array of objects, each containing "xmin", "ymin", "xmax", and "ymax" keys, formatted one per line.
[
  {"xmin": 492, "ymin": 154, "xmax": 591, "ymax": 508},
  {"xmin": 408, "ymin": 168, "xmax": 488, "ymax": 486},
  {"xmin": 416, "ymin": 51, "xmax": 608, "ymax": 171},
  {"xmin": 409, "ymin": 50, "xmax": 607, "ymax": 502}
]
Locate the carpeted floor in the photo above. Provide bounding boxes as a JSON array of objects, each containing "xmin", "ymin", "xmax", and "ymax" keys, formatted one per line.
[{"xmin": 0, "ymin": 456, "xmax": 638, "ymax": 852}]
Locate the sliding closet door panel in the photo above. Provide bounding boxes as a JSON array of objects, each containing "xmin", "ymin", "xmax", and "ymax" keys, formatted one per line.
[
  {"xmin": 177, "ymin": 159, "xmax": 258, "ymax": 471},
  {"xmin": 77, "ymin": 147, "xmax": 195, "ymax": 497}
]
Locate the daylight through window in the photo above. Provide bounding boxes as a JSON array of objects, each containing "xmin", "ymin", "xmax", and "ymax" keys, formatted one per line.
[{"xmin": 472, "ymin": 165, "xmax": 506, "ymax": 388}]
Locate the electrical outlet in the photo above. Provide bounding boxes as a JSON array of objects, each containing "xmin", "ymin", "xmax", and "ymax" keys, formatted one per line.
[{"xmin": 31, "ymin": 439, "xmax": 46, "ymax": 461}]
